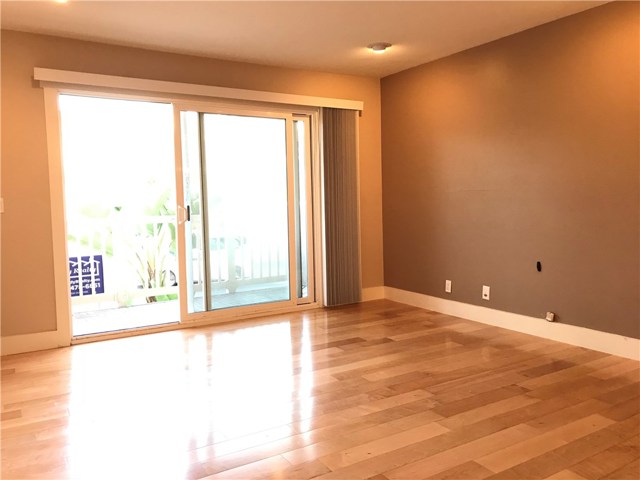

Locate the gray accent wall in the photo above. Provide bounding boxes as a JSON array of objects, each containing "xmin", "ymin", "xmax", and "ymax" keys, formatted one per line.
[{"xmin": 381, "ymin": 2, "xmax": 639, "ymax": 338}]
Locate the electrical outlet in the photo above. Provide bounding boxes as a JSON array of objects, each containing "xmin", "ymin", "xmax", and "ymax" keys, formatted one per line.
[
  {"xmin": 482, "ymin": 285, "xmax": 490, "ymax": 301},
  {"xmin": 445, "ymin": 280, "xmax": 452, "ymax": 293}
]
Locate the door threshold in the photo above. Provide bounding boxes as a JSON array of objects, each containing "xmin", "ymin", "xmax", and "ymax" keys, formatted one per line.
[
  {"xmin": 71, "ymin": 302, "xmax": 322, "ymax": 345},
  {"xmin": 72, "ymin": 322, "xmax": 182, "ymax": 344}
]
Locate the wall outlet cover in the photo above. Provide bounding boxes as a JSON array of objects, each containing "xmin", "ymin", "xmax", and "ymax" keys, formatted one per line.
[{"xmin": 482, "ymin": 285, "xmax": 490, "ymax": 300}]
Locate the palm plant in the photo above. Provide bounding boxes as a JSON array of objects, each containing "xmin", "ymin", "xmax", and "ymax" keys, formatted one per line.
[{"xmin": 127, "ymin": 189, "xmax": 177, "ymax": 303}]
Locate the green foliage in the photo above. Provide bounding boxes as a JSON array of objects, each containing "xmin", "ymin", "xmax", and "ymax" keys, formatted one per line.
[
  {"xmin": 153, "ymin": 294, "xmax": 179, "ymax": 302},
  {"xmin": 128, "ymin": 188, "xmax": 178, "ymax": 303}
]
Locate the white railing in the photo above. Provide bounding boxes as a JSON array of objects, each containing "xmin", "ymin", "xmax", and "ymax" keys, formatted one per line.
[{"xmin": 209, "ymin": 236, "xmax": 288, "ymax": 294}]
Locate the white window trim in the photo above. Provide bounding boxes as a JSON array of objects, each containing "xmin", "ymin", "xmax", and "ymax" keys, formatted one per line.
[{"xmin": 34, "ymin": 68, "xmax": 364, "ymax": 112}]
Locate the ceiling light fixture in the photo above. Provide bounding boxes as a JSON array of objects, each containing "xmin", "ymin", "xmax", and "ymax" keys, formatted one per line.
[{"xmin": 367, "ymin": 42, "xmax": 392, "ymax": 54}]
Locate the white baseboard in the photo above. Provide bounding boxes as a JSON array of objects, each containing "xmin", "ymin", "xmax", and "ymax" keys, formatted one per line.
[
  {"xmin": 1, "ymin": 329, "xmax": 70, "ymax": 356},
  {"xmin": 5, "ymin": 287, "xmax": 637, "ymax": 360},
  {"xmin": 362, "ymin": 286, "xmax": 385, "ymax": 301},
  {"xmin": 384, "ymin": 287, "xmax": 640, "ymax": 361}
]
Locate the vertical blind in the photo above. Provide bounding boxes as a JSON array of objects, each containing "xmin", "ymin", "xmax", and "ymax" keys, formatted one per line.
[{"xmin": 322, "ymin": 108, "xmax": 362, "ymax": 306}]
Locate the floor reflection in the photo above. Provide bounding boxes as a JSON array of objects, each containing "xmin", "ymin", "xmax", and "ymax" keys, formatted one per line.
[
  {"xmin": 295, "ymin": 318, "xmax": 315, "ymax": 433},
  {"xmin": 207, "ymin": 322, "xmax": 294, "ymax": 441},
  {"xmin": 66, "ymin": 317, "xmax": 313, "ymax": 478},
  {"xmin": 67, "ymin": 332, "xmax": 190, "ymax": 479}
]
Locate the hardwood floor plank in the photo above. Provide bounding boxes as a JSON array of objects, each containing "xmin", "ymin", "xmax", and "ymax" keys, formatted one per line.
[
  {"xmin": 543, "ymin": 469, "xmax": 590, "ymax": 480},
  {"xmin": 273, "ymin": 402, "xmax": 441, "ymax": 468},
  {"xmin": 525, "ymin": 399, "xmax": 612, "ymax": 431},
  {"xmin": 475, "ymin": 414, "xmax": 614, "ymax": 473},
  {"xmin": 436, "ymin": 394, "xmax": 540, "ymax": 430},
  {"xmin": 568, "ymin": 434, "xmax": 639, "ymax": 480},
  {"xmin": 596, "ymin": 381, "xmax": 640, "ymax": 404},
  {"xmin": 600, "ymin": 396, "xmax": 640, "ymax": 421},
  {"xmin": 485, "ymin": 415, "xmax": 639, "ymax": 479},
  {"xmin": 600, "ymin": 458, "xmax": 640, "ymax": 479},
  {"xmin": 384, "ymin": 424, "xmax": 537, "ymax": 479},
  {"xmin": 274, "ymin": 458, "xmax": 332, "ymax": 479},
  {"xmin": 0, "ymin": 410, "xmax": 22, "ymax": 421},
  {"xmin": 427, "ymin": 461, "xmax": 494, "ymax": 480},
  {"xmin": 516, "ymin": 352, "xmax": 612, "ymax": 390},
  {"xmin": 589, "ymin": 360, "xmax": 640, "ymax": 380},
  {"xmin": 318, "ymin": 421, "xmax": 449, "ymax": 470},
  {"xmin": 432, "ymin": 384, "xmax": 530, "ymax": 418},
  {"xmin": 201, "ymin": 453, "xmax": 291, "ymax": 479}
]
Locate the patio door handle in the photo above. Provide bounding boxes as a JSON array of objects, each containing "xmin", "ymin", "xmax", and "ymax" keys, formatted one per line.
[{"xmin": 177, "ymin": 205, "xmax": 190, "ymax": 224}]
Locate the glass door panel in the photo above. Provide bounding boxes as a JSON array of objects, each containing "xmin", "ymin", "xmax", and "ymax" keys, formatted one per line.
[
  {"xmin": 203, "ymin": 113, "xmax": 290, "ymax": 310},
  {"xmin": 179, "ymin": 109, "xmax": 303, "ymax": 315},
  {"xmin": 59, "ymin": 94, "xmax": 179, "ymax": 335}
]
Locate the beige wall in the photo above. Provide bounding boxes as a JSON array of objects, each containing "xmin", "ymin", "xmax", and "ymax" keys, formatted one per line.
[
  {"xmin": 1, "ymin": 30, "xmax": 384, "ymax": 336},
  {"xmin": 381, "ymin": 2, "xmax": 639, "ymax": 338}
]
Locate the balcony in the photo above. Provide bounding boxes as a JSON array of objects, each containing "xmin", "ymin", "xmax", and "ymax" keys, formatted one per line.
[{"xmin": 69, "ymin": 215, "xmax": 289, "ymax": 336}]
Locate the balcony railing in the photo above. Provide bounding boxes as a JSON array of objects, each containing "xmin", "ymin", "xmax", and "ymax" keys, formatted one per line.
[{"xmin": 68, "ymin": 215, "xmax": 288, "ymax": 309}]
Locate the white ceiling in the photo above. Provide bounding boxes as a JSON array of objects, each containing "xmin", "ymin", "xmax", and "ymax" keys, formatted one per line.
[{"xmin": 1, "ymin": 1, "xmax": 608, "ymax": 78}]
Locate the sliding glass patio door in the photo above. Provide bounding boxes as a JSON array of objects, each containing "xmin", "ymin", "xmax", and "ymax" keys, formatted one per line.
[
  {"xmin": 59, "ymin": 94, "xmax": 179, "ymax": 336},
  {"xmin": 175, "ymin": 106, "xmax": 315, "ymax": 319}
]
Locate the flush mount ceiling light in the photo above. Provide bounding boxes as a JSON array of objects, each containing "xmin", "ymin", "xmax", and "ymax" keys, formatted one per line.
[{"xmin": 367, "ymin": 42, "xmax": 392, "ymax": 54}]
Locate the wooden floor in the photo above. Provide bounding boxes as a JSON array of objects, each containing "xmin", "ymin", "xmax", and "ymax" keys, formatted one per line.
[{"xmin": 2, "ymin": 300, "xmax": 639, "ymax": 479}]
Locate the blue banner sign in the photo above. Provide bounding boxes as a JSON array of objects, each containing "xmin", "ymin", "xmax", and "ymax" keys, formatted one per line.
[
  {"xmin": 69, "ymin": 255, "xmax": 104, "ymax": 296},
  {"xmin": 69, "ymin": 257, "xmax": 80, "ymax": 297}
]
